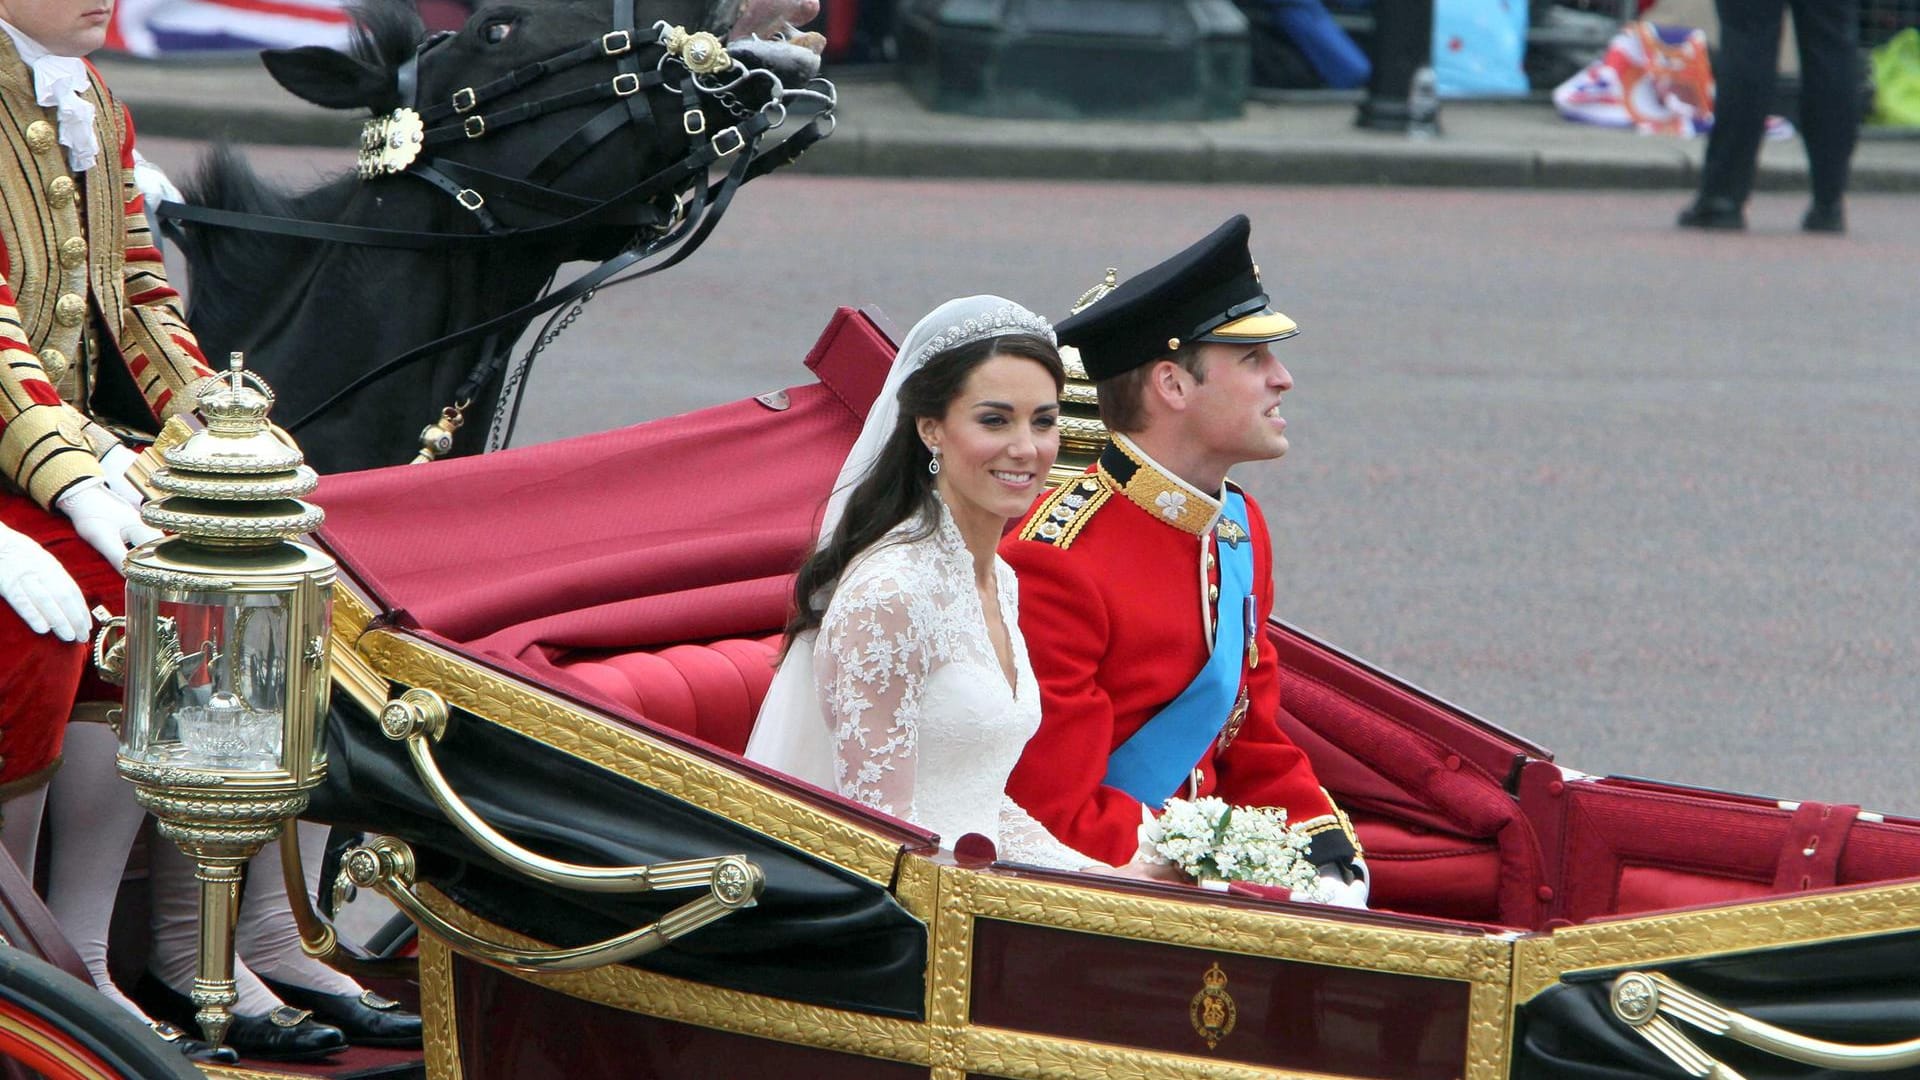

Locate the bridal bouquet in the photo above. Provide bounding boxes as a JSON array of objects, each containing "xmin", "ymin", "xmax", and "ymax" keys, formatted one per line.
[{"xmin": 1140, "ymin": 796, "xmax": 1330, "ymax": 900}]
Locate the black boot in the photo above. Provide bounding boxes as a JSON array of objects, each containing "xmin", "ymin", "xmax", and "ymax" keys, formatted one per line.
[
  {"xmin": 137, "ymin": 971, "xmax": 349, "ymax": 1062},
  {"xmin": 262, "ymin": 978, "xmax": 424, "ymax": 1049},
  {"xmin": 1677, "ymin": 196, "xmax": 1746, "ymax": 231},
  {"xmin": 1802, "ymin": 201, "xmax": 1846, "ymax": 233},
  {"xmin": 148, "ymin": 1021, "xmax": 241, "ymax": 1065}
]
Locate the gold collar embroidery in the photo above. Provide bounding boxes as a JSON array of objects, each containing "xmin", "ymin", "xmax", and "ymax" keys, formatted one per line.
[{"xmin": 1097, "ymin": 434, "xmax": 1224, "ymax": 538}]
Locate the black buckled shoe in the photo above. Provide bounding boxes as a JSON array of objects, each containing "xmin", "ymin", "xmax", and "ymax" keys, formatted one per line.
[
  {"xmin": 138, "ymin": 972, "xmax": 348, "ymax": 1062},
  {"xmin": 262, "ymin": 979, "xmax": 424, "ymax": 1049},
  {"xmin": 149, "ymin": 1021, "xmax": 241, "ymax": 1065},
  {"xmin": 1802, "ymin": 201, "xmax": 1846, "ymax": 234},
  {"xmin": 1676, "ymin": 197, "xmax": 1746, "ymax": 231}
]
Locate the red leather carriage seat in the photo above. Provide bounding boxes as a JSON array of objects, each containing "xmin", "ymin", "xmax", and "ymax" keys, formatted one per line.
[{"xmin": 553, "ymin": 635, "xmax": 781, "ymax": 757}]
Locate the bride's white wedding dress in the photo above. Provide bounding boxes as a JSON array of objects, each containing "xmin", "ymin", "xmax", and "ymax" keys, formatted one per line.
[{"xmin": 815, "ymin": 502, "xmax": 1098, "ymax": 871}]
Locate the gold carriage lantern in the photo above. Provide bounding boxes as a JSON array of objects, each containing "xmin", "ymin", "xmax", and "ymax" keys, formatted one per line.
[{"xmin": 93, "ymin": 353, "xmax": 333, "ymax": 1048}]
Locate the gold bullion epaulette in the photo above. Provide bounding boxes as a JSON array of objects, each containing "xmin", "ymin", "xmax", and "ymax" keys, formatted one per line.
[{"xmin": 1017, "ymin": 473, "xmax": 1112, "ymax": 548}]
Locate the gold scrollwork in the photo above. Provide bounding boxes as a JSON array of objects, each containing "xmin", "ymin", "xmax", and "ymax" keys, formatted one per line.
[
  {"xmin": 116, "ymin": 760, "xmax": 226, "ymax": 788},
  {"xmin": 123, "ymin": 565, "xmax": 238, "ymax": 594},
  {"xmin": 1513, "ymin": 880, "xmax": 1920, "ymax": 1005}
]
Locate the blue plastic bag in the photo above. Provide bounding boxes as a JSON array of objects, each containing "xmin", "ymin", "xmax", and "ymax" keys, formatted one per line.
[{"xmin": 1432, "ymin": 0, "xmax": 1528, "ymax": 97}]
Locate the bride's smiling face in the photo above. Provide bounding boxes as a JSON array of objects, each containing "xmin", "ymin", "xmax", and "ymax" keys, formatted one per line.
[{"xmin": 919, "ymin": 353, "xmax": 1062, "ymax": 527}]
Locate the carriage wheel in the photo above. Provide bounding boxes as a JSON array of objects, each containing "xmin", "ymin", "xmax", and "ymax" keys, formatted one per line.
[{"xmin": 0, "ymin": 947, "xmax": 202, "ymax": 1080}]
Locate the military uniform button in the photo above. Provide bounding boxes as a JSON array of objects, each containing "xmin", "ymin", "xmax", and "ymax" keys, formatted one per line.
[
  {"xmin": 39, "ymin": 347, "xmax": 70, "ymax": 380},
  {"xmin": 56, "ymin": 412, "xmax": 86, "ymax": 446},
  {"xmin": 1209, "ymin": 584, "xmax": 1220, "ymax": 602},
  {"xmin": 59, "ymin": 236, "xmax": 87, "ymax": 268},
  {"xmin": 48, "ymin": 175, "xmax": 77, "ymax": 207},
  {"xmin": 25, "ymin": 120, "xmax": 55, "ymax": 153},
  {"xmin": 54, "ymin": 292, "xmax": 86, "ymax": 327}
]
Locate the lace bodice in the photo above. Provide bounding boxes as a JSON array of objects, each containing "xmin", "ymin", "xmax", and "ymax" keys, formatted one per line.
[{"xmin": 814, "ymin": 504, "xmax": 1101, "ymax": 871}]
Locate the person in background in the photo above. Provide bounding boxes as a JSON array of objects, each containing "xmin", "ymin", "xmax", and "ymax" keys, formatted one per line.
[{"xmin": 1677, "ymin": 0, "xmax": 1862, "ymax": 232}]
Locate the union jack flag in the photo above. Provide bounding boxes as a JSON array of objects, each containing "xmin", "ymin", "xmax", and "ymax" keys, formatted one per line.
[{"xmin": 105, "ymin": 0, "xmax": 353, "ymax": 57}]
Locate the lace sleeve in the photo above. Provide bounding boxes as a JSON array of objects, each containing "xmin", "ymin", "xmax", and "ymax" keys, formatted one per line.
[
  {"xmin": 815, "ymin": 568, "xmax": 926, "ymax": 819},
  {"xmin": 998, "ymin": 796, "xmax": 1109, "ymax": 871}
]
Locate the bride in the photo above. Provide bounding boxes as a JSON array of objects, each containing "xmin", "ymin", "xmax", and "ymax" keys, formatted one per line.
[{"xmin": 745, "ymin": 296, "xmax": 1108, "ymax": 871}]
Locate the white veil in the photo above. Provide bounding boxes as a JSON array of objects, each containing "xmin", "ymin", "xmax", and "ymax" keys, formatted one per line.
[{"xmin": 743, "ymin": 296, "xmax": 1057, "ymax": 789}]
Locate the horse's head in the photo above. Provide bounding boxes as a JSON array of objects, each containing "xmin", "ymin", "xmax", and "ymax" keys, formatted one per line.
[{"xmin": 261, "ymin": 0, "xmax": 828, "ymax": 253}]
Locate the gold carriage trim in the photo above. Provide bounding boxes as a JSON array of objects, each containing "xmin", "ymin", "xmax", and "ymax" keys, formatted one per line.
[
  {"xmin": 1512, "ymin": 878, "xmax": 1920, "ymax": 1006},
  {"xmin": 1016, "ymin": 474, "xmax": 1112, "ymax": 548},
  {"xmin": 353, "ymin": 629, "xmax": 906, "ymax": 885}
]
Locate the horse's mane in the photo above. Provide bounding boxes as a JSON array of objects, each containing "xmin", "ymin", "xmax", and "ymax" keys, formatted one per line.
[
  {"xmin": 348, "ymin": 0, "xmax": 428, "ymax": 73},
  {"xmin": 174, "ymin": 0, "xmax": 427, "ymax": 329}
]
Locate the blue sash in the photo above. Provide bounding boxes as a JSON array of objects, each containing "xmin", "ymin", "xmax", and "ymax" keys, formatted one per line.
[{"xmin": 1103, "ymin": 492, "xmax": 1255, "ymax": 805}]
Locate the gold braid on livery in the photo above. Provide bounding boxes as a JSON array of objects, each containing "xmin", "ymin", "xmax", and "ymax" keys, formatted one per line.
[
  {"xmin": 0, "ymin": 37, "xmax": 213, "ymax": 508},
  {"xmin": 1017, "ymin": 472, "xmax": 1113, "ymax": 548}
]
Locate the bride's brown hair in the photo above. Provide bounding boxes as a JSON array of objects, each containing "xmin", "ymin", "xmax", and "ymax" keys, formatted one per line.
[{"xmin": 781, "ymin": 334, "xmax": 1065, "ymax": 658}]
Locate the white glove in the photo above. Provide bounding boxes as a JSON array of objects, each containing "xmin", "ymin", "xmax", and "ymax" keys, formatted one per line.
[
  {"xmin": 131, "ymin": 147, "xmax": 184, "ymax": 207},
  {"xmin": 0, "ymin": 521, "xmax": 91, "ymax": 642},
  {"xmin": 98, "ymin": 444, "xmax": 146, "ymax": 508},
  {"xmin": 55, "ymin": 480, "xmax": 162, "ymax": 572},
  {"xmin": 1292, "ymin": 859, "xmax": 1371, "ymax": 910}
]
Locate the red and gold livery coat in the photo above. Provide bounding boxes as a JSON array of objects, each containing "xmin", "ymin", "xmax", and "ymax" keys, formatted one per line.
[
  {"xmin": 1002, "ymin": 434, "xmax": 1358, "ymax": 869},
  {"xmin": 0, "ymin": 36, "xmax": 212, "ymax": 509}
]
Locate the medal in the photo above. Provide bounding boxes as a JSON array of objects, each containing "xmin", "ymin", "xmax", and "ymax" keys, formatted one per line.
[{"xmin": 1244, "ymin": 595, "xmax": 1257, "ymax": 669}]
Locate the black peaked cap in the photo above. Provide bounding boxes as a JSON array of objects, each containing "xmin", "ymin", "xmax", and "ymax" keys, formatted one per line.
[{"xmin": 1056, "ymin": 214, "xmax": 1298, "ymax": 381}]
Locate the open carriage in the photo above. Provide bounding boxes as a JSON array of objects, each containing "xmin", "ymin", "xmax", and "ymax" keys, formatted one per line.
[{"xmin": 37, "ymin": 306, "xmax": 1895, "ymax": 1080}]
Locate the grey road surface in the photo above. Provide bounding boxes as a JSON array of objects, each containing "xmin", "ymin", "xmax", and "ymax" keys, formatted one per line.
[{"xmin": 140, "ymin": 138, "xmax": 1920, "ymax": 818}]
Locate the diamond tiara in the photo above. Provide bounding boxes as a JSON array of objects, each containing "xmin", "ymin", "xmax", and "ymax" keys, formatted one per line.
[{"xmin": 910, "ymin": 305, "xmax": 1057, "ymax": 370}]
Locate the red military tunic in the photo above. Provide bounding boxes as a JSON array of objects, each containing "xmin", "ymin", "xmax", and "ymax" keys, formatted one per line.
[{"xmin": 1001, "ymin": 434, "xmax": 1357, "ymax": 868}]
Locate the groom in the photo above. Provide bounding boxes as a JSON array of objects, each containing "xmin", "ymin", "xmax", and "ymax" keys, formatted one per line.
[{"xmin": 1001, "ymin": 216, "xmax": 1363, "ymax": 901}]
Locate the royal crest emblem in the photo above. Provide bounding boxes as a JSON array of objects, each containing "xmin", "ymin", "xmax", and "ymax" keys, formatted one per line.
[{"xmin": 1189, "ymin": 962, "xmax": 1237, "ymax": 1050}]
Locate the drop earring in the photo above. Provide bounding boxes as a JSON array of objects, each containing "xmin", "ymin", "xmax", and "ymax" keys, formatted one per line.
[{"xmin": 927, "ymin": 448, "xmax": 941, "ymax": 476}]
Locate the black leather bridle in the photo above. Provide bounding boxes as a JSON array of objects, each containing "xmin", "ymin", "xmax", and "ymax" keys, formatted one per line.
[{"xmin": 158, "ymin": 0, "xmax": 834, "ymax": 449}]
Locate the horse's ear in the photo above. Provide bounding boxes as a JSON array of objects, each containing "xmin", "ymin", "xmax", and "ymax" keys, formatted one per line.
[{"xmin": 262, "ymin": 46, "xmax": 399, "ymax": 112}]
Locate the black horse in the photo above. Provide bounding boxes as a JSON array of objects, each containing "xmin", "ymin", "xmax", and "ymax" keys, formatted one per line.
[{"xmin": 169, "ymin": 0, "xmax": 830, "ymax": 473}]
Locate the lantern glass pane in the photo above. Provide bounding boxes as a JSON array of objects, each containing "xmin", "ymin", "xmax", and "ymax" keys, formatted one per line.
[{"xmin": 124, "ymin": 588, "xmax": 293, "ymax": 772}]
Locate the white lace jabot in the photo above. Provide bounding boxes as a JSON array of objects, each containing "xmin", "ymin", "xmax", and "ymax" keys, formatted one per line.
[
  {"xmin": 1, "ymin": 19, "xmax": 99, "ymax": 173},
  {"xmin": 812, "ymin": 500, "xmax": 1101, "ymax": 871}
]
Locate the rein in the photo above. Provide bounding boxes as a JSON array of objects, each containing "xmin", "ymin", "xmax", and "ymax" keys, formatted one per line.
[{"xmin": 157, "ymin": 2, "xmax": 833, "ymax": 460}]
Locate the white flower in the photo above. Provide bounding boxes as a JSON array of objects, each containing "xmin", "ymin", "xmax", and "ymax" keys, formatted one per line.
[
  {"xmin": 1147, "ymin": 797, "xmax": 1324, "ymax": 891},
  {"xmin": 1154, "ymin": 490, "xmax": 1188, "ymax": 519}
]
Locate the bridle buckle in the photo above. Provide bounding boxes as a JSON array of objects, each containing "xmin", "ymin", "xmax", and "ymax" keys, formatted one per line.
[
  {"xmin": 602, "ymin": 29, "xmax": 632, "ymax": 55},
  {"xmin": 612, "ymin": 72, "xmax": 642, "ymax": 98},
  {"xmin": 464, "ymin": 114, "xmax": 487, "ymax": 139},
  {"xmin": 455, "ymin": 188, "xmax": 485, "ymax": 212},
  {"xmin": 711, "ymin": 126, "xmax": 744, "ymax": 157},
  {"xmin": 683, "ymin": 108, "xmax": 706, "ymax": 136},
  {"xmin": 452, "ymin": 86, "xmax": 477, "ymax": 113}
]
